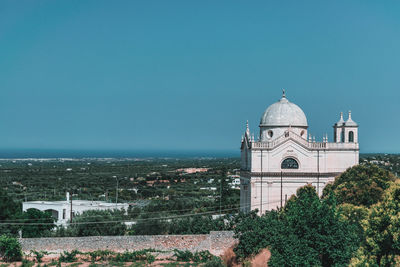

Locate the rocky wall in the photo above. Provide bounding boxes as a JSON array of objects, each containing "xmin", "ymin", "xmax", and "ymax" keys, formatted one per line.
[{"xmin": 20, "ymin": 231, "xmax": 236, "ymax": 256}]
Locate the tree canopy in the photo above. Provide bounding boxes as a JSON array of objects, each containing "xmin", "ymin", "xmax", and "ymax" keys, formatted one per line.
[
  {"xmin": 323, "ymin": 163, "xmax": 396, "ymax": 207},
  {"xmin": 362, "ymin": 181, "xmax": 400, "ymax": 266},
  {"xmin": 18, "ymin": 208, "xmax": 55, "ymax": 238},
  {"xmin": 63, "ymin": 210, "xmax": 127, "ymax": 237},
  {"xmin": 234, "ymin": 185, "xmax": 359, "ymax": 267}
]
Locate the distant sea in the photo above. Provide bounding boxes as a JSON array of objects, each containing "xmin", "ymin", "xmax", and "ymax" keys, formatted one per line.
[{"xmin": 0, "ymin": 149, "xmax": 239, "ymax": 159}]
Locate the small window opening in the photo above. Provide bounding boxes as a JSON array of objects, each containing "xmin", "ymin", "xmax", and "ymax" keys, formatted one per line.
[{"xmin": 349, "ymin": 131, "xmax": 354, "ymax": 142}]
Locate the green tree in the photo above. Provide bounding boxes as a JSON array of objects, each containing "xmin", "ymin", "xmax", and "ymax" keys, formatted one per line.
[
  {"xmin": 0, "ymin": 189, "xmax": 21, "ymax": 236},
  {"xmin": 363, "ymin": 181, "xmax": 400, "ymax": 266},
  {"xmin": 0, "ymin": 235, "xmax": 22, "ymax": 262},
  {"xmin": 168, "ymin": 215, "xmax": 227, "ymax": 234},
  {"xmin": 337, "ymin": 203, "xmax": 369, "ymax": 244},
  {"xmin": 324, "ymin": 164, "xmax": 396, "ymax": 207},
  {"xmin": 217, "ymin": 168, "xmax": 236, "ymax": 212},
  {"xmin": 234, "ymin": 210, "xmax": 282, "ymax": 261},
  {"xmin": 234, "ymin": 185, "xmax": 359, "ymax": 267},
  {"xmin": 129, "ymin": 213, "xmax": 169, "ymax": 235},
  {"xmin": 66, "ymin": 210, "xmax": 126, "ymax": 236},
  {"xmin": 18, "ymin": 208, "xmax": 55, "ymax": 238},
  {"xmin": 278, "ymin": 186, "xmax": 359, "ymax": 267}
]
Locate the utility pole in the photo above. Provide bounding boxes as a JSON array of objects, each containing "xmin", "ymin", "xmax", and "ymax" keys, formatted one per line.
[
  {"xmin": 116, "ymin": 179, "xmax": 119, "ymax": 206},
  {"xmin": 317, "ymin": 150, "xmax": 320, "ymax": 197},
  {"xmin": 219, "ymin": 176, "xmax": 222, "ymax": 216},
  {"xmin": 70, "ymin": 195, "xmax": 73, "ymax": 224},
  {"xmin": 280, "ymin": 171, "xmax": 283, "ymax": 209},
  {"xmin": 260, "ymin": 150, "xmax": 263, "ymax": 215},
  {"xmin": 114, "ymin": 176, "xmax": 119, "ymax": 208}
]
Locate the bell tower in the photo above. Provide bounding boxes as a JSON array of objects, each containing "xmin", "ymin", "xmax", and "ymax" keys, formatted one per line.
[
  {"xmin": 333, "ymin": 112, "xmax": 345, "ymax": 142},
  {"xmin": 343, "ymin": 111, "xmax": 358, "ymax": 143},
  {"xmin": 333, "ymin": 111, "xmax": 358, "ymax": 143}
]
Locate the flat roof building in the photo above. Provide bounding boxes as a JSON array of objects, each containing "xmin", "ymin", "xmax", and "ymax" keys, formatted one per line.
[{"xmin": 23, "ymin": 192, "xmax": 129, "ymax": 226}]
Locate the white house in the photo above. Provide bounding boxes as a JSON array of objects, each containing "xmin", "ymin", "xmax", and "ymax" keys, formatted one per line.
[
  {"xmin": 240, "ymin": 91, "xmax": 359, "ymax": 214},
  {"xmin": 22, "ymin": 192, "xmax": 129, "ymax": 226}
]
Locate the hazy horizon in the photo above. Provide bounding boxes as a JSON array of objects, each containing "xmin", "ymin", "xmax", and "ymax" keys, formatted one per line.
[{"xmin": 0, "ymin": 148, "xmax": 396, "ymax": 159}]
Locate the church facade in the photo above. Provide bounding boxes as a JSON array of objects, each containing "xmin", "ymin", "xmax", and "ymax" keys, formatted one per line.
[{"xmin": 240, "ymin": 91, "xmax": 359, "ymax": 214}]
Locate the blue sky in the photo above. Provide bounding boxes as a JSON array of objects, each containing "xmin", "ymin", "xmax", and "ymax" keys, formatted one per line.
[{"xmin": 0, "ymin": 1, "xmax": 399, "ymax": 153}]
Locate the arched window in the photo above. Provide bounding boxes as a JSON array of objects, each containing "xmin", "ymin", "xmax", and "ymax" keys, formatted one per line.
[
  {"xmin": 341, "ymin": 131, "xmax": 345, "ymax": 143},
  {"xmin": 281, "ymin": 158, "xmax": 299, "ymax": 169},
  {"xmin": 349, "ymin": 131, "xmax": 354, "ymax": 142}
]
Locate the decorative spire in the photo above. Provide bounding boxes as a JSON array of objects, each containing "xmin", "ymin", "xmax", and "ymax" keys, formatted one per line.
[
  {"xmin": 336, "ymin": 112, "xmax": 345, "ymax": 126},
  {"xmin": 245, "ymin": 120, "xmax": 251, "ymax": 139},
  {"xmin": 282, "ymin": 88, "xmax": 286, "ymax": 98},
  {"xmin": 344, "ymin": 110, "xmax": 358, "ymax": 126}
]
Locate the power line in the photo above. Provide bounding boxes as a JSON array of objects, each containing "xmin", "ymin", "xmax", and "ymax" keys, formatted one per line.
[
  {"xmin": 0, "ymin": 201, "xmax": 244, "ymax": 222},
  {"xmin": 0, "ymin": 200, "xmax": 281, "ymax": 226}
]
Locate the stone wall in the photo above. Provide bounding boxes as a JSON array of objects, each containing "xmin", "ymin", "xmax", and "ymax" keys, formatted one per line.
[{"xmin": 20, "ymin": 231, "xmax": 236, "ymax": 256}]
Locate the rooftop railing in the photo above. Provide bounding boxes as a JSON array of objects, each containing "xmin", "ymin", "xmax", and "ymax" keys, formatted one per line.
[{"xmin": 250, "ymin": 130, "xmax": 358, "ymax": 150}]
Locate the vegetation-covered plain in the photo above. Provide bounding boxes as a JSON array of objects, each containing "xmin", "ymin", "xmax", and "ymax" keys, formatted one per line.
[{"xmin": 1, "ymin": 154, "xmax": 400, "ymax": 265}]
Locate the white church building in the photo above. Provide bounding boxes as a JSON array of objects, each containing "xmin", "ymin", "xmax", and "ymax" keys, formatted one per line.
[{"xmin": 240, "ymin": 91, "xmax": 359, "ymax": 214}]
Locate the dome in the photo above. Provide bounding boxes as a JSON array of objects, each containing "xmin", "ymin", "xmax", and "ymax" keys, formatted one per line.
[{"xmin": 260, "ymin": 93, "xmax": 308, "ymax": 127}]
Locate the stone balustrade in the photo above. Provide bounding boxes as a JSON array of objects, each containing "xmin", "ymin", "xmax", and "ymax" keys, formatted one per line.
[{"xmin": 250, "ymin": 131, "xmax": 358, "ymax": 151}]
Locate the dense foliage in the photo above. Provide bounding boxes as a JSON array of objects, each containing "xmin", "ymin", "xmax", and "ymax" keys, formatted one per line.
[
  {"xmin": 56, "ymin": 210, "xmax": 126, "ymax": 236},
  {"xmin": 0, "ymin": 189, "xmax": 55, "ymax": 237},
  {"xmin": 0, "ymin": 158, "xmax": 240, "ymax": 204},
  {"xmin": 234, "ymin": 185, "xmax": 359, "ymax": 266},
  {"xmin": 361, "ymin": 181, "xmax": 400, "ymax": 266},
  {"xmin": 0, "ymin": 235, "xmax": 22, "ymax": 262},
  {"xmin": 0, "ymin": 158, "xmax": 241, "ymax": 237},
  {"xmin": 18, "ymin": 208, "xmax": 55, "ymax": 238},
  {"xmin": 324, "ymin": 163, "xmax": 396, "ymax": 207},
  {"xmin": 233, "ymin": 163, "xmax": 400, "ymax": 266},
  {"xmin": 2, "ymin": 156, "xmax": 400, "ymax": 264}
]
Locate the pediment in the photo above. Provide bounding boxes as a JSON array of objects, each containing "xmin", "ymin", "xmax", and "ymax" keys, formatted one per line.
[{"xmin": 271, "ymin": 138, "xmax": 311, "ymax": 158}]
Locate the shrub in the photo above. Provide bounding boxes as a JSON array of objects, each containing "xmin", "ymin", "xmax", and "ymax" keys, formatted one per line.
[
  {"xmin": 173, "ymin": 249, "xmax": 193, "ymax": 262},
  {"xmin": 20, "ymin": 259, "xmax": 34, "ymax": 267},
  {"xmin": 87, "ymin": 250, "xmax": 115, "ymax": 262},
  {"xmin": 66, "ymin": 210, "xmax": 126, "ymax": 237},
  {"xmin": 114, "ymin": 250, "xmax": 155, "ymax": 263},
  {"xmin": 202, "ymin": 256, "xmax": 225, "ymax": 267},
  {"xmin": 30, "ymin": 250, "xmax": 48, "ymax": 262},
  {"xmin": 59, "ymin": 250, "xmax": 80, "ymax": 262},
  {"xmin": 0, "ymin": 235, "xmax": 22, "ymax": 262},
  {"xmin": 173, "ymin": 249, "xmax": 216, "ymax": 263}
]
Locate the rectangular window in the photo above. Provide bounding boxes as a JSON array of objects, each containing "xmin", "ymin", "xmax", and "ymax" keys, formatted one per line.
[{"xmin": 63, "ymin": 209, "xmax": 66, "ymax": 219}]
